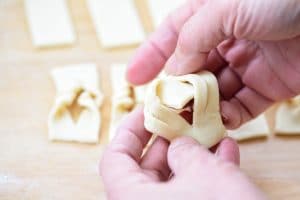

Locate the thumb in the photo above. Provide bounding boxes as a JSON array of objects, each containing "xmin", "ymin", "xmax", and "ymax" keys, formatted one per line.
[{"xmin": 168, "ymin": 136, "xmax": 211, "ymax": 175}]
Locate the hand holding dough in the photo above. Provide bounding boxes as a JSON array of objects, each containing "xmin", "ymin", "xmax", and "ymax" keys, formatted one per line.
[{"xmin": 144, "ymin": 71, "xmax": 226, "ymax": 148}]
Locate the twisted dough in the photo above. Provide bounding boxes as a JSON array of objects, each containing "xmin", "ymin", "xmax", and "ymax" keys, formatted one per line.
[{"xmin": 144, "ymin": 71, "xmax": 226, "ymax": 148}]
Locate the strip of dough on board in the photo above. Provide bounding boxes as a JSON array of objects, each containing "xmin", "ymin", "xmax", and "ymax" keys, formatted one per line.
[
  {"xmin": 87, "ymin": 0, "xmax": 145, "ymax": 48},
  {"xmin": 109, "ymin": 64, "xmax": 135, "ymax": 141},
  {"xmin": 228, "ymin": 114, "xmax": 270, "ymax": 141},
  {"xmin": 147, "ymin": 0, "xmax": 185, "ymax": 27},
  {"xmin": 25, "ymin": 0, "xmax": 75, "ymax": 48},
  {"xmin": 275, "ymin": 96, "xmax": 300, "ymax": 135},
  {"xmin": 48, "ymin": 64, "xmax": 103, "ymax": 143},
  {"xmin": 144, "ymin": 71, "xmax": 226, "ymax": 148}
]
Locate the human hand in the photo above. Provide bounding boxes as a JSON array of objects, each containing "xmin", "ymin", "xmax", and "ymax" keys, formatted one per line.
[
  {"xmin": 127, "ymin": 0, "xmax": 300, "ymax": 129},
  {"xmin": 100, "ymin": 108, "xmax": 267, "ymax": 200}
]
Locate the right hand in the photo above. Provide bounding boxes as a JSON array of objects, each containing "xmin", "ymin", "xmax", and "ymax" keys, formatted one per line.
[
  {"xmin": 100, "ymin": 108, "xmax": 267, "ymax": 200},
  {"xmin": 127, "ymin": 0, "xmax": 300, "ymax": 129}
]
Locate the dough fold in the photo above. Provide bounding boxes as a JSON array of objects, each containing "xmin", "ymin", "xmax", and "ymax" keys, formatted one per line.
[
  {"xmin": 144, "ymin": 71, "xmax": 226, "ymax": 148},
  {"xmin": 48, "ymin": 64, "xmax": 102, "ymax": 143}
]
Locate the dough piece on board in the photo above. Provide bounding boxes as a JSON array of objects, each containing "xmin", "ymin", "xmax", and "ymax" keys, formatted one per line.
[
  {"xmin": 48, "ymin": 64, "xmax": 103, "ymax": 143},
  {"xmin": 25, "ymin": 0, "xmax": 75, "ymax": 48},
  {"xmin": 144, "ymin": 71, "xmax": 226, "ymax": 148},
  {"xmin": 109, "ymin": 64, "xmax": 135, "ymax": 141},
  {"xmin": 228, "ymin": 114, "xmax": 270, "ymax": 141},
  {"xmin": 87, "ymin": 0, "xmax": 145, "ymax": 48},
  {"xmin": 275, "ymin": 96, "xmax": 300, "ymax": 135},
  {"xmin": 147, "ymin": 0, "xmax": 185, "ymax": 27}
]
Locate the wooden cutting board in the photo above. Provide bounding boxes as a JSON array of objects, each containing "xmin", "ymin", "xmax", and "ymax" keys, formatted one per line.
[{"xmin": 0, "ymin": 0, "xmax": 299, "ymax": 199}]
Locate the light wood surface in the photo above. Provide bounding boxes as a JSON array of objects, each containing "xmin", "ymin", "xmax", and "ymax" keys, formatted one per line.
[{"xmin": 0, "ymin": 0, "xmax": 299, "ymax": 199}]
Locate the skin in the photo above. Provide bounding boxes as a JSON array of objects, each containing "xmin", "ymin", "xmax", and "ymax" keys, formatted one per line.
[
  {"xmin": 127, "ymin": 0, "xmax": 300, "ymax": 129},
  {"xmin": 101, "ymin": 0, "xmax": 300, "ymax": 199},
  {"xmin": 100, "ymin": 108, "xmax": 267, "ymax": 200}
]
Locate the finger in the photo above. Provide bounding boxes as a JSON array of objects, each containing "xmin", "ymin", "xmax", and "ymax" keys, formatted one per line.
[
  {"xmin": 165, "ymin": 0, "xmax": 231, "ymax": 75},
  {"xmin": 216, "ymin": 137, "xmax": 240, "ymax": 166},
  {"xmin": 203, "ymin": 48, "xmax": 227, "ymax": 73},
  {"xmin": 217, "ymin": 67, "xmax": 243, "ymax": 100},
  {"xmin": 140, "ymin": 137, "xmax": 171, "ymax": 181},
  {"xmin": 168, "ymin": 136, "xmax": 211, "ymax": 175},
  {"xmin": 221, "ymin": 87, "xmax": 273, "ymax": 129},
  {"xmin": 165, "ymin": 0, "xmax": 237, "ymax": 75},
  {"xmin": 127, "ymin": 0, "xmax": 211, "ymax": 85},
  {"xmin": 100, "ymin": 107, "xmax": 152, "ymax": 185}
]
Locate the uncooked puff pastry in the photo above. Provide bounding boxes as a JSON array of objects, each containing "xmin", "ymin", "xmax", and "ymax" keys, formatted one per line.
[
  {"xmin": 228, "ymin": 114, "xmax": 270, "ymax": 141},
  {"xmin": 87, "ymin": 0, "xmax": 145, "ymax": 48},
  {"xmin": 48, "ymin": 64, "xmax": 103, "ymax": 143},
  {"xmin": 109, "ymin": 64, "xmax": 135, "ymax": 141},
  {"xmin": 275, "ymin": 95, "xmax": 300, "ymax": 135},
  {"xmin": 144, "ymin": 71, "xmax": 226, "ymax": 148},
  {"xmin": 25, "ymin": 0, "xmax": 76, "ymax": 48}
]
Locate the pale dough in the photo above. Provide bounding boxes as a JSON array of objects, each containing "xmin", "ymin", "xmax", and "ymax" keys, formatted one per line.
[
  {"xmin": 147, "ymin": 0, "xmax": 185, "ymax": 27},
  {"xmin": 87, "ymin": 0, "xmax": 145, "ymax": 48},
  {"xmin": 25, "ymin": 0, "xmax": 75, "ymax": 48},
  {"xmin": 275, "ymin": 96, "xmax": 300, "ymax": 135},
  {"xmin": 48, "ymin": 64, "xmax": 103, "ymax": 143},
  {"xmin": 228, "ymin": 114, "xmax": 270, "ymax": 141},
  {"xmin": 144, "ymin": 71, "xmax": 226, "ymax": 148},
  {"xmin": 109, "ymin": 64, "xmax": 135, "ymax": 141}
]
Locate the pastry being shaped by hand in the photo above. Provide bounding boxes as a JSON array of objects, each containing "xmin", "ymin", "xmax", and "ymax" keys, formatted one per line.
[
  {"xmin": 228, "ymin": 114, "xmax": 270, "ymax": 141},
  {"xmin": 48, "ymin": 64, "xmax": 103, "ymax": 143},
  {"xmin": 109, "ymin": 64, "xmax": 135, "ymax": 141},
  {"xmin": 275, "ymin": 95, "xmax": 300, "ymax": 135},
  {"xmin": 144, "ymin": 71, "xmax": 226, "ymax": 148}
]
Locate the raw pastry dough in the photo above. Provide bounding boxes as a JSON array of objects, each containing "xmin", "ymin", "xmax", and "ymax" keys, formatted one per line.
[
  {"xmin": 275, "ymin": 96, "xmax": 300, "ymax": 135},
  {"xmin": 109, "ymin": 64, "xmax": 135, "ymax": 141},
  {"xmin": 25, "ymin": 0, "xmax": 75, "ymax": 48},
  {"xmin": 228, "ymin": 114, "xmax": 270, "ymax": 141},
  {"xmin": 87, "ymin": 0, "xmax": 145, "ymax": 48},
  {"xmin": 48, "ymin": 64, "xmax": 103, "ymax": 143},
  {"xmin": 134, "ymin": 85, "xmax": 148, "ymax": 104},
  {"xmin": 147, "ymin": 0, "xmax": 185, "ymax": 27},
  {"xmin": 144, "ymin": 71, "xmax": 226, "ymax": 148}
]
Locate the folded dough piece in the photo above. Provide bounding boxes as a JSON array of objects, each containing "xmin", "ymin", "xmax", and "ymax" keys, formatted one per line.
[
  {"xmin": 228, "ymin": 114, "xmax": 270, "ymax": 141},
  {"xmin": 275, "ymin": 96, "xmax": 300, "ymax": 135},
  {"xmin": 109, "ymin": 64, "xmax": 135, "ymax": 141},
  {"xmin": 144, "ymin": 71, "xmax": 226, "ymax": 148},
  {"xmin": 48, "ymin": 64, "xmax": 103, "ymax": 143}
]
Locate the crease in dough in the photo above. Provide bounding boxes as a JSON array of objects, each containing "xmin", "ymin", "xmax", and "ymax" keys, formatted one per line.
[
  {"xmin": 144, "ymin": 71, "xmax": 226, "ymax": 148},
  {"xmin": 275, "ymin": 95, "xmax": 300, "ymax": 135},
  {"xmin": 48, "ymin": 64, "xmax": 103, "ymax": 143},
  {"xmin": 228, "ymin": 114, "xmax": 270, "ymax": 141}
]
